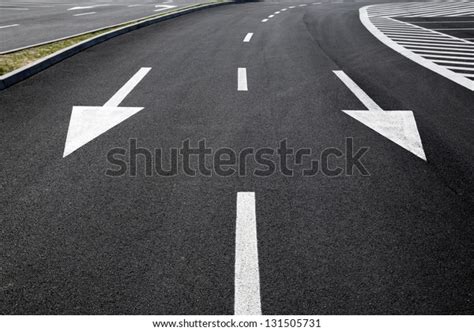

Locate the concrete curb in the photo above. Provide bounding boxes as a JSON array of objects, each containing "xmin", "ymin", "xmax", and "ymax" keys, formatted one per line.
[{"xmin": 0, "ymin": 1, "xmax": 231, "ymax": 91}]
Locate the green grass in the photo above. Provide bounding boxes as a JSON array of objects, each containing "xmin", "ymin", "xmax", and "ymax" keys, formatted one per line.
[{"xmin": 0, "ymin": 1, "xmax": 222, "ymax": 76}]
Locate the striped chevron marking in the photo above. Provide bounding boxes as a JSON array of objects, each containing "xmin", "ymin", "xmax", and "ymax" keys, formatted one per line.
[{"xmin": 360, "ymin": 2, "xmax": 474, "ymax": 91}]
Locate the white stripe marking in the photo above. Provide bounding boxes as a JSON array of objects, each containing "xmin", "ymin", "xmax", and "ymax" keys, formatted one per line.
[
  {"xmin": 238, "ymin": 68, "xmax": 248, "ymax": 91},
  {"xmin": 243, "ymin": 33, "xmax": 253, "ymax": 43},
  {"xmin": 333, "ymin": 71, "xmax": 383, "ymax": 111},
  {"xmin": 0, "ymin": 24, "xmax": 19, "ymax": 29},
  {"xmin": 73, "ymin": 12, "xmax": 96, "ymax": 17},
  {"xmin": 234, "ymin": 192, "xmax": 261, "ymax": 315},
  {"xmin": 261, "ymin": 18, "xmax": 268, "ymax": 22},
  {"xmin": 268, "ymin": 15, "xmax": 274, "ymax": 18}
]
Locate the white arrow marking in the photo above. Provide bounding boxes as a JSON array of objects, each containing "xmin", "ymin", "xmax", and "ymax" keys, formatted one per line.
[
  {"xmin": 334, "ymin": 70, "xmax": 426, "ymax": 161},
  {"xmin": 154, "ymin": 4, "xmax": 176, "ymax": 12},
  {"xmin": 235, "ymin": 192, "xmax": 261, "ymax": 315},
  {"xmin": 63, "ymin": 67, "xmax": 151, "ymax": 158}
]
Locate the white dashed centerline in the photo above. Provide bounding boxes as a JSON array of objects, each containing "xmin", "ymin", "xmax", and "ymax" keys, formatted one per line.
[
  {"xmin": 234, "ymin": 192, "xmax": 261, "ymax": 315},
  {"xmin": 0, "ymin": 24, "xmax": 19, "ymax": 29},
  {"xmin": 73, "ymin": 12, "xmax": 96, "ymax": 17},
  {"xmin": 261, "ymin": 18, "xmax": 268, "ymax": 23},
  {"xmin": 243, "ymin": 33, "xmax": 253, "ymax": 43},
  {"xmin": 238, "ymin": 68, "xmax": 248, "ymax": 91}
]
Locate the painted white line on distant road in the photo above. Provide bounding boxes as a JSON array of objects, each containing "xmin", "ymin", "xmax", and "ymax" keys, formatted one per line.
[
  {"xmin": 299, "ymin": 4, "xmax": 307, "ymax": 7},
  {"xmin": 1, "ymin": 7, "xmax": 28, "ymax": 10},
  {"xmin": 274, "ymin": 11, "xmax": 280, "ymax": 14},
  {"xmin": 0, "ymin": 24, "xmax": 19, "ymax": 29},
  {"xmin": 234, "ymin": 192, "xmax": 261, "ymax": 315},
  {"xmin": 68, "ymin": 5, "xmax": 109, "ymax": 11},
  {"xmin": 281, "ymin": 8, "xmax": 287, "ymax": 11},
  {"xmin": 333, "ymin": 71, "xmax": 383, "ymax": 111},
  {"xmin": 73, "ymin": 12, "xmax": 96, "ymax": 17},
  {"xmin": 238, "ymin": 68, "xmax": 248, "ymax": 91},
  {"xmin": 268, "ymin": 14, "xmax": 274, "ymax": 18},
  {"xmin": 243, "ymin": 33, "xmax": 253, "ymax": 43},
  {"xmin": 261, "ymin": 18, "xmax": 268, "ymax": 23},
  {"xmin": 154, "ymin": 4, "xmax": 176, "ymax": 12},
  {"xmin": 289, "ymin": 6, "xmax": 295, "ymax": 9}
]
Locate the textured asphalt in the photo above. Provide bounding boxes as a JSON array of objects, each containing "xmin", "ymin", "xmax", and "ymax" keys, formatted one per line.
[
  {"xmin": 0, "ymin": 1, "xmax": 473, "ymax": 314},
  {"xmin": 0, "ymin": 0, "xmax": 201, "ymax": 52}
]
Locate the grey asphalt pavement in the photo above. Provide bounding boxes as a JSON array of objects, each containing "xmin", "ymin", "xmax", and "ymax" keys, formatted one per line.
[
  {"xmin": 0, "ymin": 0, "xmax": 202, "ymax": 52},
  {"xmin": 0, "ymin": 0, "xmax": 473, "ymax": 314}
]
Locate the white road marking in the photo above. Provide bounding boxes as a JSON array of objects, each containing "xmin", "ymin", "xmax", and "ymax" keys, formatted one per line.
[
  {"xmin": 299, "ymin": 4, "xmax": 307, "ymax": 7},
  {"xmin": 289, "ymin": 6, "xmax": 295, "ymax": 9},
  {"xmin": 261, "ymin": 18, "xmax": 268, "ymax": 23},
  {"xmin": 68, "ymin": 5, "xmax": 109, "ymax": 11},
  {"xmin": 243, "ymin": 33, "xmax": 253, "ymax": 43},
  {"xmin": 360, "ymin": 5, "xmax": 474, "ymax": 91},
  {"xmin": 234, "ymin": 192, "xmax": 261, "ymax": 316},
  {"xmin": 238, "ymin": 68, "xmax": 248, "ymax": 91},
  {"xmin": 0, "ymin": 7, "xmax": 28, "ymax": 10},
  {"xmin": 333, "ymin": 70, "xmax": 383, "ymax": 111},
  {"xmin": 63, "ymin": 67, "xmax": 151, "ymax": 157},
  {"xmin": 0, "ymin": 24, "xmax": 19, "ymax": 29},
  {"xmin": 274, "ymin": 11, "xmax": 280, "ymax": 14},
  {"xmin": 154, "ymin": 4, "xmax": 176, "ymax": 12},
  {"xmin": 281, "ymin": 8, "xmax": 287, "ymax": 11},
  {"xmin": 334, "ymin": 70, "xmax": 426, "ymax": 161},
  {"xmin": 73, "ymin": 12, "xmax": 96, "ymax": 17},
  {"xmin": 268, "ymin": 14, "xmax": 274, "ymax": 18}
]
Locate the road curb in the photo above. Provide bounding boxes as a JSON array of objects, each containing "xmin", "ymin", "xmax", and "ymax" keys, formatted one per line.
[{"xmin": 0, "ymin": 1, "xmax": 232, "ymax": 91}]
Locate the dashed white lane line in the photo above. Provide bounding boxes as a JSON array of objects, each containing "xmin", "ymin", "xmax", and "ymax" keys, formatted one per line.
[
  {"xmin": 299, "ymin": 4, "xmax": 307, "ymax": 7},
  {"xmin": 243, "ymin": 33, "xmax": 253, "ymax": 43},
  {"xmin": 238, "ymin": 68, "xmax": 248, "ymax": 91},
  {"xmin": 268, "ymin": 14, "xmax": 274, "ymax": 18},
  {"xmin": 73, "ymin": 12, "xmax": 96, "ymax": 17},
  {"xmin": 0, "ymin": 7, "xmax": 28, "ymax": 10},
  {"xmin": 281, "ymin": 8, "xmax": 287, "ymax": 11},
  {"xmin": 289, "ymin": 6, "xmax": 295, "ymax": 9},
  {"xmin": 234, "ymin": 192, "xmax": 261, "ymax": 315},
  {"xmin": 274, "ymin": 11, "xmax": 280, "ymax": 14},
  {"xmin": 0, "ymin": 24, "xmax": 19, "ymax": 29},
  {"xmin": 261, "ymin": 18, "xmax": 268, "ymax": 23}
]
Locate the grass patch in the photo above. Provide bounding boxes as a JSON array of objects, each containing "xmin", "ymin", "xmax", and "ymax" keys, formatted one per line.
[{"xmin": 0, "ymin": 2, "xmax": 222, "ymax": 76}]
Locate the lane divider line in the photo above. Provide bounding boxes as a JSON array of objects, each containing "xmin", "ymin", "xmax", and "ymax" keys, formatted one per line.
[
  {"xmin": 261, "ymin": 18, "xmax": 268, "ymax": 22},
  {"xmin": 73, "ymin": 12, "xmax": 96, "ymax": 17},
  {"xmin": 238, "ymin": 68, "xmax": 248, "ymax": 91},
  {"xmin": 243, "ymin": 33, "xmax": 253, "ymax": 43},
  {"xmin": 234, "ymin": 192, "xmax": 262, "ymax": 315},
  {"xmin": 0, "ymin": 24, "xmax": 19, "ymax": 29}
]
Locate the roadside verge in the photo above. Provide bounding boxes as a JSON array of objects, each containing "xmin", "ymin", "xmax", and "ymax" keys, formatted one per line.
[{"xmin": 0, "ymin": 1, "xmax": 232, "ymax": 91}]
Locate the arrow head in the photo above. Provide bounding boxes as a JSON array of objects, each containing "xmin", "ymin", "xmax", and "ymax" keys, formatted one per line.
[
  {"xmin": 343, "ymin": 110, "xmax": 426, "ymax": 161},
  {"xmin": 63, "ymin": 106, "xmax": 143, "ymax": 157}
]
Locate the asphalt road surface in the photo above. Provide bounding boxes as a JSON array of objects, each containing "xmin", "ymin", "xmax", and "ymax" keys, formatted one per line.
[
  {"xmin": 1, "ymin": 0, "xmax": 473, "ymax": 315},
  {"xmin": 0, "ymin": 0, "xmax": 201, "ymax": 52}
]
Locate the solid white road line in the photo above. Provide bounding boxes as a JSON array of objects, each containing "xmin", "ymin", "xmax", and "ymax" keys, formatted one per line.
[
  {"xmin": 333, "ymin": 70, "xmax": 383, "ymax": 111},
  {"xmin": 0, "ymin": 7, "xmax": 28, "ymax": 10},
  {"xmin": 0, "ymin": 24, "xmax": 19, "ymax": 29},
  {"xmin": 238, "ymin": 68, "xmax": 248, "ymax": 91},
  {"xmin": 243, "ymin": 33, "xmax": 253, "ymax": 43},
  {"xmin": 104, "ymin": 67, "xmax": 152, "ymax": 107},
  {"xmin": 154, "ymin": 4, "xmax": 176, "ymax": 12},
  {"xmin": 73, "ymin": 12, "xmax": 96, "ymax": 17},
  {"xmin": 234, "ymin": 192, "xmax": 261, "ymax": 315}
]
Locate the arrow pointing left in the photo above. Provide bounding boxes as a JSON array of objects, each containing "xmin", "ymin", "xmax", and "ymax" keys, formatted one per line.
[{"xmin": 63, "ymin": 67, "xmax": 151, "ymax": 157}]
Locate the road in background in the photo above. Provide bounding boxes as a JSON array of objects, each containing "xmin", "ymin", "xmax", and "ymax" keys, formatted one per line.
[
  {"xmin": 0, "ymin": 1, "xmax": 473, "ymax": 314},
  {"xmin": 0, "ymin": 0, "xmax": 203, "ymax": 52}
]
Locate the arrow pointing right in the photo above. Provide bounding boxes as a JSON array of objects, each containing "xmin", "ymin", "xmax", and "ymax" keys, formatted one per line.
[{"xmin": 334, "ymin": 70, "xmax": 426, "ymax": 161}]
